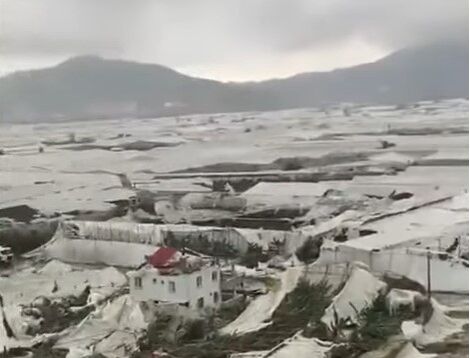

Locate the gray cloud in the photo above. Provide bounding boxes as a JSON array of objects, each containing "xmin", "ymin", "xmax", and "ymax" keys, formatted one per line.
[{"xmin": 1, "ymin": 0, "xmax": 467, "ymax": 80}]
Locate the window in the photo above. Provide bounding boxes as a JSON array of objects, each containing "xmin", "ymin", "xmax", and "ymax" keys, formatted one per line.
[
  {"xmin": 134, "ymin": 277, "xmax": 142, "ymax": 289},
  {"xmin": 169, "ymin": 281, "xmax": 176, "ymax": 293},
  {"xmin": 211, "ymin": 271, "xmax": 218, "ymax": 282},
  {"xmin": 213, "ymin": 292, "xmax": 219, "ymax": 304},
  {"xmin": 197, "ymin": 297, "xmax": 204, "ymax": 309},
  {"xmin": 196, "ymin": 276, "xmax": 203, "ymax": 288}
]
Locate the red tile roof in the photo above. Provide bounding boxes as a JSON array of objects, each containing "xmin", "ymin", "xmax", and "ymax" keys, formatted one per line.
[{"xmin": 148, "ymin": 247, "xmax": 180, "ymax": 268}]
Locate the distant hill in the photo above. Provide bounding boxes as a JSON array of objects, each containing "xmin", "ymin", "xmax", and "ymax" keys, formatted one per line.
[{"xmin": 0, "ymin": 41, "xmax": 467, "ymax": 122}]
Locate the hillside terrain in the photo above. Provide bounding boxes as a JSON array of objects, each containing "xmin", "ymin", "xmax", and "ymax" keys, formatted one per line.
[{"xmin": 0, "ymin": 42, "xmax": 468, "ymax": 122}]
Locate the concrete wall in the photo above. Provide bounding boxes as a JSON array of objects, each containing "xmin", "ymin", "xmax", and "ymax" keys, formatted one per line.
[{"xmin": 130, "ymin": 265, "xmax": 221, "ymax": 309}]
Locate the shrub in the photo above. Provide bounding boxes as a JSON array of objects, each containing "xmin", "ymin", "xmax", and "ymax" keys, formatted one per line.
[{"xmin": 295, "ymin": 237, "xmax": 322, "ymax": 264}]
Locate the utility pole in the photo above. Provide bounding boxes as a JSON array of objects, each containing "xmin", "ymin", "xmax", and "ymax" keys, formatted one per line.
[{"xmin": 426, "ymin": 249, "xmax": 432, "ymax": 299}]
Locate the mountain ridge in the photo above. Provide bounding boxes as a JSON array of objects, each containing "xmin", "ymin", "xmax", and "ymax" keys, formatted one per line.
[{"xmin": 1, "ymin": 41, "xmax": 468, "ymax": 122}]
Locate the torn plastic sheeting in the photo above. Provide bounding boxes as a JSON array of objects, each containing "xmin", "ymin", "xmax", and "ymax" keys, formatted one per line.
[
  {"xmin": 32, "ymin": 226, "xmax": 158, "ymax": 268},
  {"xmin": 386, "ymin": 289, "xmax": 423, "ymax": 315},
  {"xmin": 402, "ymin": 298, "xmax": 465, "ymax": 347},
  {"xmin": 267, "ymin": 333, "xmax": 333, "ymax": 358},
  {"xmin": 55, "ymin": 295, "xmax": 149, "ymax": 356},
  {"xmin": 316, "ymin": 246, "xmax": 469, "ymax": 293},
  {"xmin": 361, "ymin": 341, "xmax": 436, "ymax": 358},
  {"xmin": 220, "ymin": 266, "xmax": 302, "ymax": 336},
  {"xmin": 0, "ymin": 305, "xmax": 31, "ymax": 352},
  {"xmin": 61, "ymin": 221, "xmax": 164, "ymax": 245},
  {"xmin": 299, "ymin": 210, "xmax": 362, "ymax": 239},
  {"xmin": 66, "ymin": 347, "xmax": 94, "ymax": 358},
  {"xmin": 302, "ymin": 263, "xmax": 350, "ymax": 293},
  {"xmin": 234, "ymin": 227, "xmax": 305, "ymax": 253},
  {"xmin": 230, "ymin": 352, "xmax": 269, "ymax": 358},
  {"xmin": 394, "ymin": 342, "xmax": 436, "ymax": 358},
  {"xmin": 321, "ymin": 263, "xmax": 386, "ymax": 330},
  {"xmin": 39, "ymin": 259, "xmax": 74, "ymax": 275},
  {"xmin": 230, "ymin": 332, "xmax": 333, "ymax": 358},
  {"xmin": 369, "ymin": 151, "xmax": 414, "ymax": 165},
  {"xmin": 0, "ymin": 264, "xmax": 127, "ymax": 341},
  {"xmin": 93, "ymin": 330, "xmax": 140, "ymax": 358},
  {"xmin": 100, "ymin": 295, "xmax": 148, "ymax": 331},
  {"xmin": 348, "ymin": 198, "xmax": 469, "ymax": 251}
]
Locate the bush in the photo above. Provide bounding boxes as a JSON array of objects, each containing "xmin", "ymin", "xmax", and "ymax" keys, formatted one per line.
[
  {"xmin": 295, "ymin": 237, "xmax": 322, "ymax": 264},
  {"xmin": 350, "ymin": 294, "xmax": 416, "ymax": 353},
  {"xmin": 179, "ymin": 319, "xmax": 206, "ymax": 342},
  {"xmin": 164, "ymin": 232, "xmax": 237, "ymax": 258},
  {"xmin": 240, "ymin": 243, "xmax": 267, "ymax": 268},
  {"xmin": 279, "ymin": 159, "xmax": 304, "ymax": 171}
]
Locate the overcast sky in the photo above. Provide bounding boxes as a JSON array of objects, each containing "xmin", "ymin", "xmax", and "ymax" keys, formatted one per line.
[{"xmin": 1, "ymin": 0, "xmax": 468, "ymax": 81}]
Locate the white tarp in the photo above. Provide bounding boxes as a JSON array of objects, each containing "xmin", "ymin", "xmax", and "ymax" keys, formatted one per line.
[
  {"xmin": 230, "ymin": 332, "xmax": 333, "ymax": 358},
  {"xmin": 401, "ymin": 298, "xmax": 465, "ymax": 347},
  {"xmin": 0, "ymin": 261, "xmax": 127, "ymax": 351},
  {"xmin": 361, "ymin": 342, "xmax": 436, "ymax": 358},
  {"xmin": 55, "ymin": 294, "xmax": 150, "ymax": 357},
  {"xmin": 268, "ymin": 333, "xmax": 333, "ymax": 358},
  {"xmin": 61, "ymin": 221, "xmax": 164, "ymax": 245},
  {"xmin": 394, "ymin": 343, "xmax": 436, "ymax": 358},
  {"xmin": 321, "ymin": 263, "xmax": 386, "ymax": 330},
  {"xmin": 386, "ymin": 289, "xmax": 423, "ymax": 315},
  {"xmin": 0, "ymin": 304, "xmax": 30, "ymax": 352},
  {"xmin": 29, "ymin": 221, "xmax": 161, "ymax": 267},
  {"xmin": 220, "ymin": 266, "xmax": 303, "ymax": 336},
  {"xmin": 317, "ymin": 245, "xmax": 469, "ymax": 293}
]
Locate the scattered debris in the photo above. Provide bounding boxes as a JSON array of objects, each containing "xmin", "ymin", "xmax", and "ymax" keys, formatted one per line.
[{"xmin": 378, "ymin": 140, "xmax": 396, "ymax": 149}]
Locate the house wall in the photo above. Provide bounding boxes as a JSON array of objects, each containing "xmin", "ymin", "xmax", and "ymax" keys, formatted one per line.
[{"xmin": 130, "ymin": 265, "xmax": 221, "ymax": 309}]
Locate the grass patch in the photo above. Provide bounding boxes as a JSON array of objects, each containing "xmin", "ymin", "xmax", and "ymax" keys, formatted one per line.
[
  {"xmin": 216, "ymin": 296, "xmax": 249, "ymax": 328},
  {"xmin": 329, "ymin": 294, "xmax": 416, "ymax": 358}
]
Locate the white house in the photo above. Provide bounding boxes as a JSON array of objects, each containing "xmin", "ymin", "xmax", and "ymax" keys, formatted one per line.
[{"xmin": 128, "ymin": 247, "xmax": 221, "ymax": 310}]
